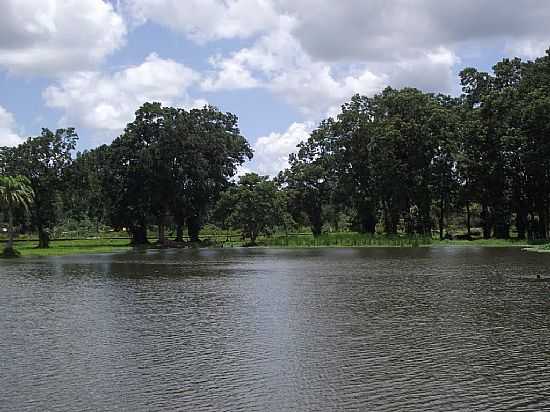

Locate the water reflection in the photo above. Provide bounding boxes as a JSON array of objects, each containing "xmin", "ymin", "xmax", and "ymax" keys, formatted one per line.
[{"xmin": 1, "ymin": 247, "xmax": 549, "ymax": 411}]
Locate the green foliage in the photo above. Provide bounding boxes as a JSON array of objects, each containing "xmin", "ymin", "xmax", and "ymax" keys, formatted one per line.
[
  {"xmin": 5, "ymin": 48, "xmax": 550, "ymax": 249},
  {"xmin": 0, "ymin": 175, "xmax": 34, "ymax": 257},
  {"xmin": 77, "ymin": 102, "xmax": 252, "ymax": 245},
  {"xmin": 259, "ymin": 232, "xmax": 432, "ymax": 248},
  {"xmin": 215, "ymin": 173, "xmax": 289, "ymax": 244},
  {"xmin": 1, "ymin": 128, "xmax": 77, "ymax": 248},
  {"xmin": 7, "ymin": 238, "xmax": 131, "ymax": 257}
]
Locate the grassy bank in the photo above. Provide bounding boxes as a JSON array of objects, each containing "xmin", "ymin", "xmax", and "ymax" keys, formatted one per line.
[
  {"xmin": 0, "ymin": 233, "xmax": 537, "ymax": 259},
  {"xmin": 522, "ymin": 243, "xmax": 550, "ymax": 253},
  {"xmin": 429, "ymin": 238, "xmax": 531, "ymax": 247},
  {"xmin": 256, "ymin": 232, "xmax": 432, "ymax": 248},
  {"xmin": 252, "ymin": 233, "xmax": 532, "ymax": 248},
  {"xmin": 2, "ymin": 238, "xmax": 132, "ymax": 258}
]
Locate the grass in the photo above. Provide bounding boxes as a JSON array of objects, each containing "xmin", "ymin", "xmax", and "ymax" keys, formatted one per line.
[
  {"xmin": 0, "ymin": 232, "xmax": 540, "ymax": 258},
  {"xmin": 522, "ymin": 242, "xmax": 550, "ymax": 253},
  {"xmin": 257, "ymin": 232, "xmax": 432, "ymax": 248},
  {"xmin": 430, "ymin": 238, "xmax": 531, "ymax": 247},
  {"xmin": 2, "ymin": 238, "xmax": 132, "ymax": 258}
]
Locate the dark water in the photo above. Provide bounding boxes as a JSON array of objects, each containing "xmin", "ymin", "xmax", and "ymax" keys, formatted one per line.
[{"xmin": 1, "ymin": 247, "xmax": 549, "ymax": 411}]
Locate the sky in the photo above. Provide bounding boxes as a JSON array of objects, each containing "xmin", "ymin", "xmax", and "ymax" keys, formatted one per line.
[{"xmin": 1, "ymin": 0, "xmax": 550, "ymax": 176}]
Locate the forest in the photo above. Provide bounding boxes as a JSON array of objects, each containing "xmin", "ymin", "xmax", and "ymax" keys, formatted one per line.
[{"xmin": 2, "ymin": 49, "xmax": 550, "ymax": 253}]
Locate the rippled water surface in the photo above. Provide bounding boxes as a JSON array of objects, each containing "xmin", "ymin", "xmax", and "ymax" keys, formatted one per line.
[{"xmin": 1, "ymin": 247, "xmax": 549, "ymax": 411}]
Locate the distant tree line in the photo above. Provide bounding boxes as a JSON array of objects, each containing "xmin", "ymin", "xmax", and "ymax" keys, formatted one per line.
[
  {"xmin": 2, "ymin": 48, "xmax": 550, "ymax": 247},
  {"xmin": 278, "ymin": 49, "xmax": 550, "ymax": 241}
]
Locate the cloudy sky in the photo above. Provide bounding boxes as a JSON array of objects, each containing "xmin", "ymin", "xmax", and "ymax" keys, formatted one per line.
[{"xmin": 1, "ymin": 0, "xmax": 550, "ymax": 175}]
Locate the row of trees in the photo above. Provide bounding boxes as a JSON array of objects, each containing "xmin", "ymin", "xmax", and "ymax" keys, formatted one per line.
[
  {"xmin": 3, "ymin": 48, "xmax": 550, "ymax": 247},
  {"xmin": 1, "ymin": 103, "xmax": 252, "ymax": 247},
  {"xmin": 277, "ymin": 49, "xmax": 550, "ymax": 240}
]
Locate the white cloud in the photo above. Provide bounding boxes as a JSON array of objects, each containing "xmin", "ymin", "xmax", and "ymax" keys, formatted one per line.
[
  {"xmin": 279, "ymin": 0, "xmax": 550, "ymax": 62},
  {"xmin": 248, "ymin": 121, "xmax": 314, "ymax": 176},
  {"xmin": 0, "ymin": 0, "xmax": 126, "ymax": 74},
  {"xmin": 201, "ymin": 17, "xmax": 388, "ymax": 117},
  {"xmin": 43, "ymin": 53, "xmax": 200, "ymax": 132},
  {"xmin": 506, "ymin": 39, "xmax": 550, "ymax": 59},
  {"xmin": 201, "ymin": 54, "xmax": 259, "ymax": 91},
  {"xmin": 0, "ymin": 106, "xmax": 24, "ymax": 147},
  {"xmin": 123, "ymin": 0, "xmax": 278, "ymax": 42}
]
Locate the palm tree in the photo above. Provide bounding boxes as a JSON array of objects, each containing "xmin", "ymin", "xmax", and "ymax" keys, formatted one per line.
[{"xmin": 0, "ymin": 175, "xmax": 34, "ymax": 257}]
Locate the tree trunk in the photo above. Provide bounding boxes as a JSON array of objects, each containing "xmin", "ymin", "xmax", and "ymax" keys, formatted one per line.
[
  {"xmin": 466, "ymin": 201, "xmax": 471, "ymax": 236},
  {"xmin": 157, "ymin": 213, "xmax": 166, "ymax": 245},
  {"xmin": 418, "ymin": 205, "xmax": 431, "ymax": 236},
  {"xmin": 493, "ymin": 204, "xmax": 510, "ymax": 239},
  {"xmin": 481, "ymin": 203, "xmax": 492, "ymax": 239},
  {"xmin": 129, "ymin": 225, "xmax": 148, "ymax": 245},
  {"xmin": 187, "ymin": 215, "xmax": 201, "ymax": 242},
  {"xmin": 38, "ymin": 226, "xmax": 50, "ymax": 249},
  {"xmin": 360, "ymin": 212, "xmax": 377, "ymax": 234},
  {"xmin": 158, "ymin": 223, "xmax": 165, "ymax": 244},
  {"xmin": 6, "ymin": 208, "xmax": 14, "ymax": 250},
  {"xmin": 310, "ymin": 207, "xmax": 323, "ymax": 237},
  {"xmin": 175, "ymin": 224, "xmax": 184, "ymax": 242},
  {"xmin": 357, "ymin": 200, "xmax": 377, "ymax": 234},
  {"xmin": 439, "ymin": 198, "xmax": 445, "ymax": 241},
  {"xmin": 534, "ymin": 202, "xmax": 548, "ymax": 239},
  {"xmin": 516, "ymin": 207, "xmax": 528, "ymax": 240},
  {"xmin": 384, "ymin": 203, "xmax": 399, "ymax": 235}
]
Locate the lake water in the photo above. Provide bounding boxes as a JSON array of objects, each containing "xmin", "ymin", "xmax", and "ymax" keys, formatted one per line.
[{"xmin": 1, "ymin": 247, "xmax": 549, "ymax": 411}]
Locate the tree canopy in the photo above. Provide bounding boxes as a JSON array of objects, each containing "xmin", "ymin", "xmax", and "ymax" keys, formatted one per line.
[{"xmin": 4, "ymin": 48, "xmax": 550, "ymax": 246}]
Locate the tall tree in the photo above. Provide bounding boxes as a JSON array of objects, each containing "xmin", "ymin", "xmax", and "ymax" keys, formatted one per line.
[
  {"xmin": 215, "ymin": 173, "xmax": 287, "ymax": 245},
  {"xmin": 1, "ymin": 128, "xmax": 77, "ymax": 247},
  {"xmin": 93, "ymin": 103, "xmax": 252, "ymax": 245},
  {"xmin": 0, "ymin": 175, "xmax": 34, "ymax": 256}
]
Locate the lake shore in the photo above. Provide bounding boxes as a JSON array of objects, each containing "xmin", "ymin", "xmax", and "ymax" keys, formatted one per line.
[{"xmin": 0, "ymin": 237, "xmax": 537, "ymax": 258}]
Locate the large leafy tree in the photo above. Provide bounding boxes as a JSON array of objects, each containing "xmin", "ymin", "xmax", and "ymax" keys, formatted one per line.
[
  {"xmin": 278, "ymin": 120, "xmax": 339, "ymax": 236},
  {"xmin": 0, "ymin": 175, "xmax": 34, "ymax": 256},
  {"xmin": 1, "ymin": 128, "xmax": 77, "ymax": 248},
  {"xmin": 171, "ymin": 106, "xmax": 252, "ymax": 242},
  {"xmin": 215, "ymin": 173, "xmax": 287, "ymax": 245},
  {"xmin": 89, "ymin": 102, "xmax": 252, "ymax": 245}
]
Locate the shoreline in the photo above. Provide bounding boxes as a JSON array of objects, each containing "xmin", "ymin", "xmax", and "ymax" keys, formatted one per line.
[{"xmin": 0, "ymin": 238, "xmax": 538, "ymax": 259}]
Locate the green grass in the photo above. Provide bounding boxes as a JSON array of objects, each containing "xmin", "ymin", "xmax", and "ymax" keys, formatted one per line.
[
  {"xmin": 0, "ymin": 232, "xmax": 539, "ymax": 259},
  {"xmin": 2, "ymin": 238, "xmax": 132, "ymax": 258},
  {"xmin": 256, "ymin": 233, "xmax": 432, "ymax": 248},
  {"xmin": 522, "ymin": 243, "xmax": 550, "ymax": 253},
  {"xmin": 252, "ymin": 233, "xmax": 534, "ymax": 249},
  {"xmin": 430, "ymin": 238, "xmax": 531, "ymax": 247}
]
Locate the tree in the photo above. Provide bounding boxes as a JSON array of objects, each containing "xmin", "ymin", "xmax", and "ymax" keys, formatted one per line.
[
  {"xmin": 91, "ymin": 103, "xmax": 252, "ymax": 245},
  {"xmin": 170, "ymin": 106, "xmax": 252, "ymax": 242},
  {"xmin": 1, "ymin": 128, "xmax": 78, "ymax": 248},
  {"xmin": 215, "ymin": 173, "xmax": 287, "ymax": 245},
  {"xmin": 278, "ymin": 120, "xmax": 339, "ymax": 236},
  {"xmin": 0, "ymin": 175, "xmax": 34, "ymax": 257}
]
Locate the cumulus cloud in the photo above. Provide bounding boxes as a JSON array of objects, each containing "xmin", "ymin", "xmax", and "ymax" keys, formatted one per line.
[
  {"xmin": 0, "ymin": 106, "xmax": 24, "ymax": 147},
  {"xmin": 201, "ymin": 54, "xmax": 260, "ymax": 91},
  {"xmin": 132, "ymin": 0, "xmax": 550, "ymax": 109},
  {"xmin": 201, "ymin": 17, "xmax": 388, "ymax": 117},
  {"xmin": 0, "ymin": 0, "xmax": 126, "ymax": 74},
  {"xmin": 43, "ymin": 53, "xmax": 200, "ymax": 132},
  {"xmin": 279, "ymin": 0, "xmax": 550, "ymax": 62},
  {"xmin": 123, "ymin": 0, "xmax": 278, "ymax": 42},
  {"xmin": 248, "ymin": 121, "xmax": 314, "ymax": 176}
]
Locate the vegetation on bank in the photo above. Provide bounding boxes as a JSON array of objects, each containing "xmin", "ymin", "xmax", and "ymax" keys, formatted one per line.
[
  {"xmin": 0, "ymin": 232, "xmax": 536, "ymax": 259},
  {"xmin": 0, "ymin": 175, "xmax": 34, "ymax": 257},
  {"xmin": 3, "ymin": 49, "xmax": 550, "ymax": 257},
  {"xmin": 2, "ymin": 239, "xmax": 132, "ymax": 258}
]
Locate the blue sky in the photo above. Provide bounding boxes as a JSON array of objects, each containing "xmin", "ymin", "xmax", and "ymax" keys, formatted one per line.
[{"xmin": 1, "ymin": 0, "xmax": 550, "ymax": 176}]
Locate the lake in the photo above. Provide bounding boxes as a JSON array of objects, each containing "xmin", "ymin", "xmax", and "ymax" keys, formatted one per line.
[{"xmin": 1, "ymin": 247, "xmax": 549, "ymax": 411}]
